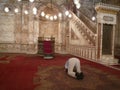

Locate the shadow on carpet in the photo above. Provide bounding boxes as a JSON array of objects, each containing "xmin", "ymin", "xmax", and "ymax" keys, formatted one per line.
[{"xmin": 34, "ymin": 65, "xmax": 120, "ymax": 90}]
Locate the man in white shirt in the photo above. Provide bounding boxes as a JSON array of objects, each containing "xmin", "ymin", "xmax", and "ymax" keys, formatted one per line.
[{"xmin": 65, "ymin": 57, "xmax": 84, "ymax": 80}]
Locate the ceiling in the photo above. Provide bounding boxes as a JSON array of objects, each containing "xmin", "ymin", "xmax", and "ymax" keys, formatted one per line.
[{"xmin": 0, "ymin": 0, "xmax": 119, "ymax": 20}]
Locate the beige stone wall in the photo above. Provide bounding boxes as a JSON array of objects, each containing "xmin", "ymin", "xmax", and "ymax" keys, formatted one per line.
[
  {"xmin": 0, "ymin": 1, "xmax": 68, "ymax": 54},
  {"xmin": 0, "ymin": 13, "xmax": 68, "ymax": 54},
  {"xmin": 0, "ymin": 12, "xmax": 38, "ymax": 54},
  {"xmin": 0, "ymin": 0, "xmax": 119, "ymax": 55},
  {"xmin": 0, "ymin": 14, "xmax": 15, "ymax": 43},
  {"xmin": 39, "ymin": 21, "xmax": 59, "ymax": 40},
  {"xmin": 39, "ymin": 20, "xmax": 68, "ymax": 54}
]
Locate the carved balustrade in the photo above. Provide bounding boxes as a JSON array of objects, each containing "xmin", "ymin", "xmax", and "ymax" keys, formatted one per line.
[{"xmin": 67, "ymin": 45, "xmax": 97, "ymax": 61}]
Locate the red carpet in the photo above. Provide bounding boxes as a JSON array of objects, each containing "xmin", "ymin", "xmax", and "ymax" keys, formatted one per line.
[
  {"xmin": 0, "ymin": 54, "xmax": 120, "ymax": 90},
  {"xmin": 0, "ymin": 55, "xmax": 36, "ymax": 90},
  {"xmin": 0, "ymin": 55, "xmax": 9, "ymax": 60},
  {"xmin": 0, "ymin": 54, "xmax": 71, "ymax": 90},
  {"xmin": 111, "ymin": 64, "xmax": 120, "ymax": 69},
  {"xmin": 80, "ymin": 58, "xmax": 120, "ymax": 78},
  {"xmin": 35, "ymin": 65, "xmax": 120, "ymax": 90}
]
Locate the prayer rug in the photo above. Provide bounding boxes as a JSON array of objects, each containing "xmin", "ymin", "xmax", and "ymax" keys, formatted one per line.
[{"xmin": 34, "ymin": 65, "xmax": 120, "ymax": 90}]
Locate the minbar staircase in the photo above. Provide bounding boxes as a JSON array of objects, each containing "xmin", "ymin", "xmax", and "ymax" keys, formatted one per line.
[
  {"xmin": 67, "ymin": 12, "xmax": 97, "ymax": 62},
  {"xmin": 67, "ymin": 9, "xmax": 119, "ymax": 65}
]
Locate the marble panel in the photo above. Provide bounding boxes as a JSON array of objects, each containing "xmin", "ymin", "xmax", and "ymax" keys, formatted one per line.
[{"xmin": 0, "ymin": 14, "xmax": 15, "ymax": 43}]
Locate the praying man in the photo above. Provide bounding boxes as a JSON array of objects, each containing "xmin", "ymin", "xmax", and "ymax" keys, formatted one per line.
[{"xmin": 65, "ymin": 57, "xmax": 84, "ymax": 80}]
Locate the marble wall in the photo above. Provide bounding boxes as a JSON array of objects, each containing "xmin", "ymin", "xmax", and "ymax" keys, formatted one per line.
[
  {"xmin": 0, "ymin": 14, "xmax": 15, "ymax": 43},
  {"xmin": 0, "ymin": 12, "xmax": 38, "ymax": 54},
  {"xmin": 0, "ymin": 0, "xmax": 120, "ymax": 55}
]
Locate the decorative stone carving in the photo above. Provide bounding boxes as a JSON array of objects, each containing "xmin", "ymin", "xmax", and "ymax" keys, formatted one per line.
[{"xmin": 95, "ymin": 3, "xmax": 120, "ymax": 65}]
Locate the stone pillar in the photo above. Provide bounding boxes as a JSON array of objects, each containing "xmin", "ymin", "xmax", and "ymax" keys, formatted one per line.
[
  {"xmin": 27, "ymin": 3, "xmax": 39, "ymax": 54},
  {"xmin": 95, "ymin": 3, "xmax": 120, "ymax": 65}
]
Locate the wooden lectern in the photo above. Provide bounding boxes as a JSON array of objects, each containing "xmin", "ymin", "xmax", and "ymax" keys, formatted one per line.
[{"xmin": 38, "ymin": 37, "xmax": 55, "ymax": 59}]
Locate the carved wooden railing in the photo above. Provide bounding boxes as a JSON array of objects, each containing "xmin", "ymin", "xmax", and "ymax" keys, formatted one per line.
[{"xmin": 67, "ymin": 45, "xmax": 97, "ymax": 61}]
